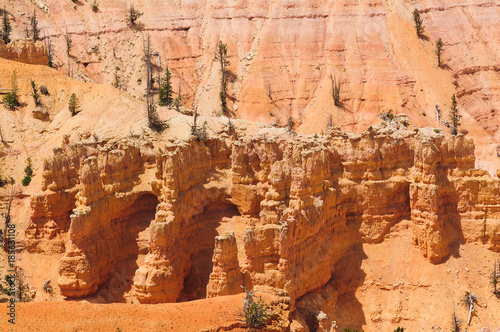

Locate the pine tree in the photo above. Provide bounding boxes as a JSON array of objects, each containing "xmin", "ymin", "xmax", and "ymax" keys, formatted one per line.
[
  {"xmin": 449, "ymin": 94, "xmax": 461, "ymax": 136},
  {"xmin": 68, "ymin": 93, "xmax": 79, "ymax": 116},
  {"xmin": 1, "ymin": 6, "xmax": 11, "ymax": 44},
  {"xmin": 3, "ymin": 71, "xmax": 20, "ymax": 109},
  {"xmin": 331, "ymin": 73, "xmax": 341, "ymax": 107},
  {"xmin": 413, "ymin": 9, "xmax": 425, "ymax": 38},
  {"xmin": 215, "ymin": 41, "xmax": 229, "ymax": 114},
  {"xmin": 158, "ymin": 66, "xmax": 173, "ymax": 106},
  {"xmin": 435, "ymin": 38, "xmax": 444, "ymax": 67},
  {"xmin": 30, "ymin": 80, "xmax": 41, "ymax": 106},
  {"xmin": 30, "ymin": 10, "xmax": 40, "ymax": 42},
  {"xmin": 45, "ymin": 36, "xmax": 53, "ymax": 68}
]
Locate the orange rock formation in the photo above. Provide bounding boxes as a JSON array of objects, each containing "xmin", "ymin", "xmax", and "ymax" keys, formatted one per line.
[{"xmin": 24, "ymin": 116, "xmax": 499, "ymax": 315}]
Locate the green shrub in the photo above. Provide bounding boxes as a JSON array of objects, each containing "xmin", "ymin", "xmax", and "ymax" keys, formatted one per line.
[
  {"xmin": 24, "ymin": 164, "xmax": 33, "ymax": 177},
  {"xmin": 3, "ymin": 92, "xmax": 19, "ymax": 109},
  {"xmin": 91, "ymin": 1, "xmax": 99, "ymax": 13},
  {"xmin": 245, "ymin": 297, "xmax": 270, "ymax": 328},
  {"xmin": 434, "ymin": 129, "xmax": 440, "ymax": 133},
  {"xmin": 22, "ymin": 175, "xmax": 31, "ymax": 186}
]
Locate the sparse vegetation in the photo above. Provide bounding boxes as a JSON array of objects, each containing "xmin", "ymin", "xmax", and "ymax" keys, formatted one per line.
[
  {"xmin": 215, "ymin": 41, "xmax": 229, "ymax": 114},
  {"xmin": 143, "ymin": 34, "xmax": 167, "ymax": 132},
  {"xmin": 1, "ymin": 6, "xmax": 12, "ymax": 45},
  {"xmin": 331, "ymin": 73, "xmax": 341, "ymax": 107},
  {"xmin": 450, "ymin": 306, "xmax": 461, "ymax": 332},
  {"xmin": 45, "ymin": 36, "xmax": 54, "ymax": 68},
  {"xmin": 435, "ymin": 38, "xmax": 444, "ymax": 67},
  {"xmin": 490, "ymin": 260, "xmax": 499, "ymax": 295},
  {"xmin": 30, "ymin": 10, "xmax": 40, "ymax": 42},
  {"xmin": 244, "ymin": 297, "xmax": 270, "ymax": 328},
  {"xmin": 227, "ymin": 118, "xmax": 234, "ymax": 132},
  {"xmin": 413, "ymin": 9, "xmax": 424, "ymax": 38},
  {"xmin": 22, "ymin": 158, "xmax": 33, "ymax": 186},
  {"xmin": 3, "ymin": 92, "xmax": 18, "ymax": 109},
  {"xmin": 190, "ymin": 106, "xmax": 207, "ymax": 141},
  {"xmin": 2, "ymin": 71, "xmax": 19, "ymax": 109},
  {"xmin": 43, "ymin": 278, "xmax": 52, "ymax": 294},
  {"xmin": 449, "ymin": 94, "xmax": 461, "ymax": 136},
  {"xmin": 112, "ymin": 66, "xmax": 121, "ymax": 89},
  {"xmin": 158, "ymin": 66, "xmax": 173, "ymax": 106},
  {"xmin": 327, "ymin": 113, "xmax": 334, "ymax": 129},
  {"xmin": 65, "ymin": 28, "xmax": 73, "ymax": 56},
  {"xmin": 345, "ymin": 329, "xmax": 364, "ymax": 332},
  {"xmin": 127, "ymin": 5, "xmax": 143, "ymax": 27},
  {"xmin": 68, "ymin": 93, "xmax": 79, "ymax": 116},
  {"xmin": 30, "ymin": 80, "xmax": 41, "ymax": 106},
  {"xmin": 39, "ymin": 85, "xmax": 49, "ymax": 96},
  {"xmin": 22, "ymin": 175, "xmax": 31, "ymax": 186},
  {"xmin": 379, "ymin": 109, "xmax": 395, "ymax": 122},
  {"xmin": 394, "ymin": 328, "xmax": 404, "ymax": 332},
  {"xmin": 266, "ymin": 84, "xmax": 273, "ymax": 101},
  {"xmin": 91, "ymin": 1, "xmax": 99, "ymax": 13},
  {"xmin": 461, "ymin": 291, "xmax": 478, "ymax": 326},
  {"xmin": 434, "ymin": 128, "xmax": 440, "ymax": 133},
  {"xmin": 287, "ymin": 115, "xmax": 295, "ymax": 131}
]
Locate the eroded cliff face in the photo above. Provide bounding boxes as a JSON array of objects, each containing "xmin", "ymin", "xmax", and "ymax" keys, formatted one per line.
[{"xmin": 25, "ymin": 116, "xmax": 500, "ymax": 309}]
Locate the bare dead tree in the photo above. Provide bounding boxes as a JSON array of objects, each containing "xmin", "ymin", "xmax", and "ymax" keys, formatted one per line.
[
  {"xmin": 241, "ymin": 285, "xmax": 258, "ymax": 313},
  {"xmin": 44, "ymin": 34, "xmax": 53, "ymax": 68},
  {"xmin": 450, "ymin": 305, "xmax": 461, "ymax": 332},
  {"xmin": 173, "ymin": 81, "xmax": 182, "ymax": 112},
  {"xmin": 65, "ymin": 28, "xmax": 73, "ymax": 76},
  {"xmin": 326, "ymin": 113, "xmax": 334, "ymax": 129},
  {"xmin": 43, "ymin": 278, "xmax": 52, "ymax": 294},
  {"xmin": 330, "ymin": 72, "xmax": 341, "ymax": 107},
  {"xmin": 461, "ymin": 291, "xmax": 478, "ymax": 326}
]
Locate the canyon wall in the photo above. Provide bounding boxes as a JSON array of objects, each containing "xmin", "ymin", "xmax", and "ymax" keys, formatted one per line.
[
  {"xmin": 0, "ymin": 40, "xmax": 49, "ymax": 66},
  {"xmin": 5, "ymin": 0, "xmax": 500, "ymax": 153},
  {"xmin": 25, "ymin": 116, "xmax": 500, "ymax": 306}
]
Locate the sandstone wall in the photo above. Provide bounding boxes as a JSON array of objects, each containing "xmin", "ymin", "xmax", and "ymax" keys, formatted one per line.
[
  {"xmin": 26, "ymin": 116, "xmax": 500, "ymax": 304},
  {"xmin": 0, "ymin": 40, "xmax": 49, "ymax": 66}
]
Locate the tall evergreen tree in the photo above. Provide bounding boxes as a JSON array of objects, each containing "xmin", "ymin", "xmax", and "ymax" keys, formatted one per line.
[
  {"xmin": 435, "ymin": 38, "xmax": 444, "ymax": 67},
  {"xmin": 449, "ymin": 94, "xmax": 461, "ymax": 136},
  {"xmin": 30, "ymin": 10, "xmax": 40, "ymax": 42},
  {"xmin": 158, "ymin": 66, "xmax": 173, "ymax": 106},
  {"xmin": 413, "ymin": 9, "xmax": 425, "ymax": 38},
  {"xmin": 215, "ymin": 41, "xmax": 229, "ymax": 114},
  {"xmin": 1, "ymin": 7, "xmax": 11, "ymax": 44}
]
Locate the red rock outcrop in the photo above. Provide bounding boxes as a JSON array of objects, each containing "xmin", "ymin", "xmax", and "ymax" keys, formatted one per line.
[
  {"xmin": 26, "ymin": 115, "xmax": 500, "ymax": 307},
  {"xmin": 0, "ymin": 40, "xmax": 49, "ymax": 66},
  {"xmin": 206, "ymin": 232, "xmax": 243, "ymax": 298}
]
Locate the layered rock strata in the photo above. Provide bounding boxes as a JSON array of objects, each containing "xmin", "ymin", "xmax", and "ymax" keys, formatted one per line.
[{"xmin": 25, "ymin": 116, "xmax": 500, "ymax": 304}]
